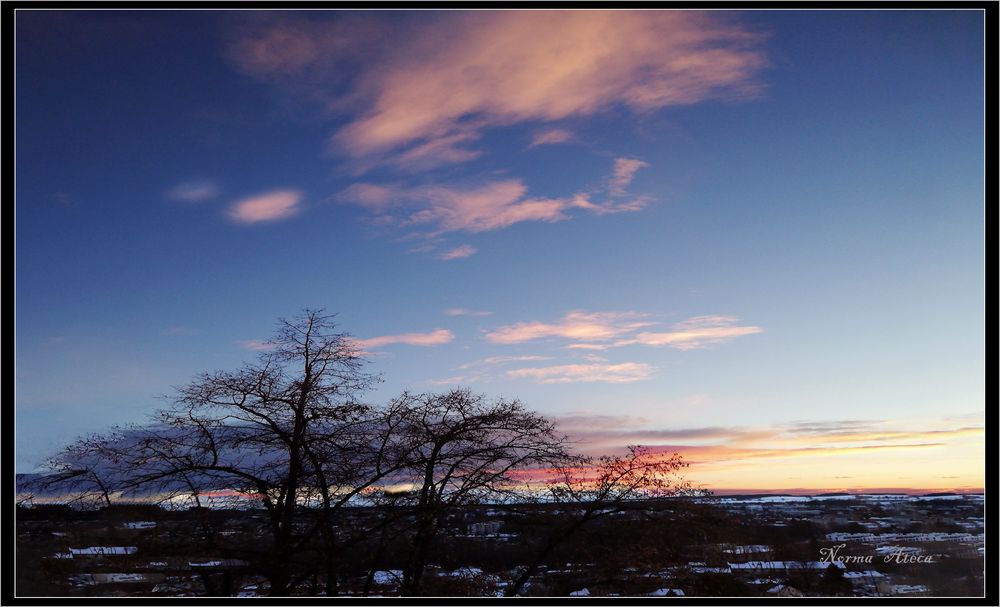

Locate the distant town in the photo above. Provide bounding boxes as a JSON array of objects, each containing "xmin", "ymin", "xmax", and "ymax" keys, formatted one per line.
[{"xmin": 16, "ymin": 493, "xmax": 985, "ymax": 598}]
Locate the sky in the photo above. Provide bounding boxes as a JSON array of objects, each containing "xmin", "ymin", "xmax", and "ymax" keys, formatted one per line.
[{"xmin": 14, "ymin": 9, "xmax": 985, "ymax": 493}]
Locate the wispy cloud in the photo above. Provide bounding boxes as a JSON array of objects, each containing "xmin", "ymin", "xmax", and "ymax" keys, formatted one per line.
[
  {"xmin": 529, "ymin": 128, "xmax": 574, "ymax": 148},
  {"xmin": 228, "ymin": 12, "xmax": 768, "ymax": 242},
  {"xmin": 458, "ymin": 355, "xmax": 551, "ymax": 369},
  {"xmin": 239, "ymin": 339, "xmax": 274, "ymax": 351},
  {"xmin": 565, "ymin": 343, "xmax": 613, "ymax": 351},
  {"xmin": 609, "ymin": 158, "xmax": 649, "ymax": 197},
  {"xmin": 486, "ymin": 312, "xmax": 761, "ymax": 350},
  {"xmin": 485, "ymin": 310, "xmax": 654, "ymax": 344},
  {"xmin": 445, "ymin": 308, "xmax": 493, "ymax": 317},
  {"xmin": 356, "ymin": 328, "xmax": 454, "ymax": 349},
  {"xmin": 341, "ymin": 179, "xmax": 569, "ymax": 234},
  {"xmin": 651, "ymin": 442, "xmax": 947, "ymax": 465},
  {"xmin": 255, "ymin": 11, "xmax": 768, "ymax": 169},
  {"xmin": 167, "ymin": 180, "xmax": 220, "ymax": 202},
  {"xmin": 227, "ymin": 190, "xmax": 303, "ymax": 224},
  {"xmin": 339, "ymin": 158, "xmax": 650, "ymax": 237},
  {"xmin": 561, "ymin": 417, "xmax": 985, "ymax": 459},
  {"xmin": 438, "ymin": 244, "xmax": 477, "ymax": 260},
  {"xmin": 425, "ymin": 375, "xmax": 475, "ymax": 386},
  {"xmin": 615, "ymin": 315, "xmax": 763, "ymax": 350},
  {"xmin": 781, "ymin": 425, "xmax": 985, "ymax": 446},
  {"xmin": 507, "ymin": 362, "xmax": 654, "ymax": 384},
  {"xmin": 337, "ymin": 182, "xmax": 397, "ymax": 209},
  {"xmin": 554, "ymin": 413, "xmax": 652, "ymax": 431}
]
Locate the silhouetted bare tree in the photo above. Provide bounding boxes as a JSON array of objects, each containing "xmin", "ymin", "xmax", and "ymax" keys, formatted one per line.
[
  {"xmin": 51, "ymin": 310, "xmax": 379, "ymax": 594},
  {"xmin": 36, "ymin": 311, "xmax": 697, "ymax": 598}
]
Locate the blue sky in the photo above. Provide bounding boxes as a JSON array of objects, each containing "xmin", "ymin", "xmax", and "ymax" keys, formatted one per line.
[{"xmin": 15, "ymin": 10, "xmax": 984, "ymax": 491}]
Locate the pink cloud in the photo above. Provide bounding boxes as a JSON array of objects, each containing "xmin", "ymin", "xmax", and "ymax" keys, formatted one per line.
[
  {"xmin": 356, "ymin": 328, "xmax": 454, "ymax": 349},
  {"xmin": 239, "ymin": 339, "xmax": 275, "ymax": 351},
  {"xmin": 609, "ymin": 158, "xmax": 650, "ymax": 197},
  {"xmin": 485, "ymin": 311, "xmax": 654, "ymax": 344},
  {"xmin": 227, "ymin": 190, "xmax": 303, "ymax": 224},
  {"xmin": 487, "ymin": 312, "xmax": 762, "ymax": 351},
  {"xmin": 507, "ymin": 362, "xmax": 654, "ymax": 384},
  {"xmin": 337, "ymin": 183, "xmax": 398, "ymax": 209},
  {"xmin": 228, "ymin": 16, "xmax": 387, "ymax": 79},
  {"xmin": 438, "ymin": 245, "xmax": 478, "ymax": 260},
  {"xmin": 458, "ymin": 355, "xmax": 551, "ymax": 369},
  {"xmin": 615, "ymin": 315, "xmax": 763, "ymax": 350},
  {"xmin": 230, "ymin": 24, "xmax": 323, "ymax": 74},
  {"xmin": 339, "ymin": 157, "xmax": 651, "ymax": 237},
  {"xmin": 340, "ymin": 178, "xmax": 569, "ymax": 234},
  {"xmin": 320, "ymin": 12, "xmax": 767, "ymax": 167},
  {"xmin": 229, "ymin": 13, "xmax": 767, "ymax": 170},
  {"xmin": 529, "ymin": 128, "xmax": 574, "ymax": 147}
]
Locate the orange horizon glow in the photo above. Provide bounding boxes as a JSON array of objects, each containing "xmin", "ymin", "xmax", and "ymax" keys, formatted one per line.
[{"xmin": 536, "ymin": 415, "xmax": 987, "ymax": 494}]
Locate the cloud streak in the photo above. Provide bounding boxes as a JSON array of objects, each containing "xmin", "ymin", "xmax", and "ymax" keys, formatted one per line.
[
  {"xmin": 529, "ymin": 128, "xmax": 574, "ymax": 148},
  {"xmin": 561, "ymin": 418, "xmax": 985, "ymax": 458},
  {"xmin": 339, "ymin": 157, "xmax": 651, "ymax": 238},
  {"xmin": 486, "ymin": 311, "xmax": 761, "ymax": 351},
  {"xmin": 238, "ymin": 339, "xmax": 274, "ymax": 351},
  {"xmin": 615, "ymin": 315, "xmax": 764, "ymax": 350},
  {"xmin": 356, "ymin": 328, "xmax": 454, "ymax": 349},
  {"xmin": 609, "ymin": 158, "xmax": 649, "ymax": 197},
  {"xmin": 227, "ymin": 190, "xmax": 303, "ymax": 224},
  {"xmin": 486, "ymin": 310, "xmax": 654, "ymax": 344},
  {"xmin": 445, "ymin": 308, "xmax": 493, "ymax": 317},
  {"xmin": 167, "ymin": 180, "xmax": 220, "ymax": 202},
  {"xmin": 458, "ymin": 355, "xmax": 551, "ymax": 369},
  {"xmin": 507, "ymin": 362, "xmax": 654, "ymax": 384},
  {"xmin": 438, "ymin": 244, "xmax": 477, "ymax": 260}
]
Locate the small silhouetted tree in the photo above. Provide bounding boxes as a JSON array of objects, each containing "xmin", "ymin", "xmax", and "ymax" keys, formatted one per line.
[
  {"xmin": 37, "ymin": 431, "xmax": 134, "ymax": 508},
  {"xmin": 505, "ymin": 446, "xmax": 697, "ymax": 596},
  {"xmin": 388, "ymin": 389, "xmax": 577, "ymax": 595}
]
